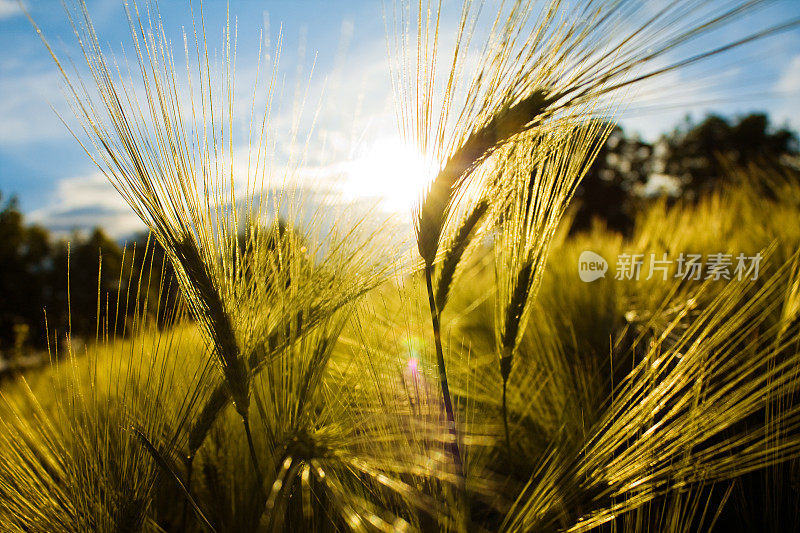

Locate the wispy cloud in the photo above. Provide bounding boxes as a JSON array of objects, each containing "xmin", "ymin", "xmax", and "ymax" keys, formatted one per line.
[{"xmin": 25, "ymin": 164, "xmax": 413, "ymax": 249}]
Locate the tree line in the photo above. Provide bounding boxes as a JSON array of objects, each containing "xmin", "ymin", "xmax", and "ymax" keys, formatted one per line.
[
  {"xmin": 0, "ymin": 198, "xmax": 180, "ymax": 356},
  {"xmin": 572, "ymin": 112, "xmax": 798, "ymax": 233}
]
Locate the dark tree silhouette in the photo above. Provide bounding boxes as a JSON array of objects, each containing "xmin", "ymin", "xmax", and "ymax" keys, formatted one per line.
[
  {"xmin": 572, "ymin": 125, "xmax": 654, "ymax": 234},
  {"xmin": 571, "ymin": 113, "xmax": 798, "ymax": 235},
  {"xmin": 0, "ymin": 194, "xmax": 51, "ymax": 353},
  {"xmin": 661, "ymin": 113, "xmax": 798, "ymax": 197},
  {"xmin": 0, "ymin": 196, "xmax": 182, "ymax": 356}
]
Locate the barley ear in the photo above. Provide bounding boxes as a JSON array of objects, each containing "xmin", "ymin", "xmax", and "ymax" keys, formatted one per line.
[
  {"xmin": 187, "ymin": 309, "xmax": 313, "ymax": 457},
  {"xmin": 418, "ymin": 90, "xmax": 552, "ymax": 264},
  {"xmin": 188, "ymin": 382, "xmax": 231, "ymax": 457},
  {"xmin": 173, "ymin": 238, "xmax": 249, "ymax": 417},
  {"xmin": 500, "ymin": 260, "xmax": 534, "ymax": 364},
  {"xmin": 435, "ymin": 199, "xmax": 489, "ymax": 312},
  {"xmin": 132, "ymin": 427, "xmax": 217, "ymax": 532}
]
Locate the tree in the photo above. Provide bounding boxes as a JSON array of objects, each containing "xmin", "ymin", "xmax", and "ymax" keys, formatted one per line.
[
  {"xmin": 0, "ymin": 194, "xmax": 51, "ymax": 352},
  {"xmin": 0, "ymin": 191, "xmax": 184, "ymax": 354},
  {"xmin": 660, "ymin": 113, "xmax": 798, "ymax": 197},
  {"xmin": 571, "ymin": 113, "xmax": 799, "ymax": 235},
  {"xmin": 46, "ymin": 228, "xmax": 125, "ymax": 342},
  {"xmin": 572, "ymin": 125, "xmax": 654, "ymax": 234}
]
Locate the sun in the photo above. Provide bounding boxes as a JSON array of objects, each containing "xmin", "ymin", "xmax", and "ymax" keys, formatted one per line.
[{"xmin": 340, "ymin": 137, "xmax": 437, "ymax": 214}]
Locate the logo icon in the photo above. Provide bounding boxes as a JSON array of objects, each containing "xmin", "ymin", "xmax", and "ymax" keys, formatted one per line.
[{"xmin": 578, "ymin": 250, "xmax": 608, "ymax": 282}]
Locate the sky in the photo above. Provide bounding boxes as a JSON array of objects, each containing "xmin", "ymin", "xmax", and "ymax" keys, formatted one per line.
[{"xmin": 1, "ymin": 0, "xmax": 799, "ymax": 240}]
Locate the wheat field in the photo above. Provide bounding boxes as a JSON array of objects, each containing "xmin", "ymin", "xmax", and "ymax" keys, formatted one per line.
[{"xmin": 2, "ymin": 0, "xmax": 800, "ymax": 531}]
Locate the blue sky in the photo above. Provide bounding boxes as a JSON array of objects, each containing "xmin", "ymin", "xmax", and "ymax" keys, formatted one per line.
[{"xmin": 1, "ymin": 0, "xmax": 799, "ymax": 238}]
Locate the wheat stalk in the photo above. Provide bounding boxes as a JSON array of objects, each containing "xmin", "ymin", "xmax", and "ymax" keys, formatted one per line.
[{"xmin": 389, "ymin": 2, "xmax": 799, "ymax": 526}]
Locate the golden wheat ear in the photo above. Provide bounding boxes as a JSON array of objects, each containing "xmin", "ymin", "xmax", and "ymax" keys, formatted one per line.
[
  {"xmin": 417, "ymin": 90, "xmax": 553, "ymax": 265},
  {"xmin": 491, "ymin": 120, "xmax": 611, "ymax": 451},
  {"xmin": 172, "ymin": 238, "xmax": 250, "ymax": 415},
  {"xmin": 435, "ymin": 199, "xmax": 490, "ymax": 313}
]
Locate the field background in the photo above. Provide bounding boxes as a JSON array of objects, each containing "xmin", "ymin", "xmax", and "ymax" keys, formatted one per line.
[{"xmin": 2, "ymin": 1, "xmax": 800, "ymax": 532}]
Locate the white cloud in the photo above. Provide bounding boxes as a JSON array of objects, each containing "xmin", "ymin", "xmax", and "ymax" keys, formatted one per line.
[
  {"xmin": 27, "ymin": 173, "xmax": 144, "ymax": 239},
  {"xmin": 777, "ymin": 55, "xmax": 800, "ymax": 93},
  {"xmin": 0, "ymin": 0, "xmax": 22, "ymax": 20},
  {"xmin": 24, "ymin": 162, "xmax": 413, "ymax": 247},
  {"xmin": 775, "ymin": 54, "xmax": 800, "ymax": 129},
  {"xmin": 0, "ymin": 69, "xmax": 75, "ymax": 144},
  {"xmin": 9, "ymin": 11, "xmax": 412, "ymax": 240}
]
